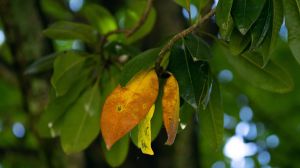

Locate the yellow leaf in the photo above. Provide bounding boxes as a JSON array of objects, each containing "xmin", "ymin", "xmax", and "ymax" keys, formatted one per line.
[
  {"xmin": 101, "ymin": 70, "xmax": 159, "ymax": 149},
  {"xmin": 162, "ymin": 73, "xmax": 180, "ymax": 145},
  {"xmin": 138, "ymin": 105, "xmax": 155, "ymax": 155}
]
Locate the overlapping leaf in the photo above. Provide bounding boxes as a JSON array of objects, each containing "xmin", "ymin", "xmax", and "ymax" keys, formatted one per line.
[
  {"xmin": 168, "ymin": 43, "xmax": 212, "ymax": 110},
  {"xmin": 137, "ymin": 105, "xmax": 155, "ymax": 155},
  {"xmin": 51, "ymin": 51, "xmax": 90, "ymax": 96},
  {"xmin": 101, "ymin": 70, "xmax": 159, "ymax": 149},
  {"xmin": 119, "ymin": 48, "xmax": 160, "ymax": 86},
  {"xmin": 61, "ymin": 82, "xmax": 101, "ymax": 154},
  {"xmin": 216, "ymin": 0, "xmax": 234, "ymax": 41},
  {"xmin": 43, "ymin": 21, "xmax": 98, "ymax": 43},
  {"xmin": 198, "ymin": 81, "xmax": 223, "ymax": 150},
  {"xmin": 232, "ymin": 0, "xmax": 266, "ymax": 35}
]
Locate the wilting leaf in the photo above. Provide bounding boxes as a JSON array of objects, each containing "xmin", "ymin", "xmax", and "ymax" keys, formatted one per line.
[
  {"xmin": 162, "ymin": 74, "xmax": 180, "ymax": 145},
  {"xmin": 102, "ymin": 134, "xmax": 129, "ymax": 167},
  {"xmin": 216, "ymin": 0, "xmax": 234, "ymax": 40},
  {"xmin": 120, "ymin": 48, "xmax": 160, "ymax": 86},
  {"xmin": 283, "ymin": 0, "xmax": 300, "ymax": 64},
  {"xmin": 199, "ymin": 81, "xmax": 223, "ymax": 150},
  {"xmin": 61, "ymin": 82, "xmax": 101, "ymax": 154},
  {"xmin": 138, "ymin": 105, "xmax": 155, "ymax": 155},
  {"xmin": 101, "ymin": 70, "xmax": 159, "ymax": 149},
  {"xmin": 184, "ymin": 35, "xmax": 212, "ymax": 61},
  {"xmin": 232, "ymin": 0, "xmax": 266, "ymax": 35},
  {"xmin": 43, "ymin": 21, "xmax": 98, "ymax": 43}
]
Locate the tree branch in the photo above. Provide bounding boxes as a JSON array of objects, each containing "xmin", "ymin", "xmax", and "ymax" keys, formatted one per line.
[
  {"xmin": 125, "ymin": 0, "xmax": 154, "ymax": 37},
  {"xmin": 155, "ymin": 8, "xmax": 216, "ymax": 74}
]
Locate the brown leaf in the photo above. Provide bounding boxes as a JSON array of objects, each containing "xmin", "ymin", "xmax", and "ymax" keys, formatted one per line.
[
  {"xmin": 162, "ymin": 74, "xmax": 180, "ymax": 145},
  {"xmin": 101, "ymin": 70, "xmax": 159, "ymax": 149}
]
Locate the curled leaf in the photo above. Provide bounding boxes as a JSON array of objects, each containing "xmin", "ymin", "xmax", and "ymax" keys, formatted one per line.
[
  {"xmin": 162, "ymin": 74, "xmax": 180, "ymax": 145},
  {"xmin": 138, "ymin": 105, "xmax": 155, "ymax": 155},
  {"xmin": 101, "ymin": 70, "xmax": 159, "ymax": 149}
]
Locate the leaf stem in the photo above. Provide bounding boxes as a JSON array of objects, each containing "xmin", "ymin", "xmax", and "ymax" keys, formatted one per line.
[{"xmin": 155, "ymin": 8, "xmax": 216, "ymax": 74}]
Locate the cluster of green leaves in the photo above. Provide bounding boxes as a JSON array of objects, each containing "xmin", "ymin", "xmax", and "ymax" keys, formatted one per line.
[
  {"xmin": 25, "ymin": 0, "xmax": 157, "ymax": 167},
  {"xmin": 215, "ymin": 0, "xmax": 295, "ymax": 93}
]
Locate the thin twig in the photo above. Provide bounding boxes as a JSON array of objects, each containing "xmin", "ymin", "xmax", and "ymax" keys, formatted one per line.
[
  {"xmin": 155, "ymin": 8, "xmax": 216, "ymax": 74},
  {"xmin": 126, "ymin": 0, "xmax": 154, "ymax": 37}
]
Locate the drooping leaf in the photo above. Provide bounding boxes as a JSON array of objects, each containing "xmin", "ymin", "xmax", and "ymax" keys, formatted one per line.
[
  {"xmin": 61, "ymin": 82, "xmax": 101, "ymax": 154},
  {"xmin": 41, "ymin": 0, "xmax": 72, "ymax": 20},
  {"xmin": 184, "ymin": 35, "xmax": 212, "ymax": 61},
  {"xmin": 101, "ymin": 70, "xmax": 159, "ymax": 149},
  {"xmin": 224, "ymin": 48, "xmax": 294, "ymax": 93},
  {"xmin": 81, "ymin": 4, "xmax": 117, "ymax": 35},
  {"xmin": 37, "ymin": 69, "xmax": 92, "ymax": 138},
  {"xmin": 229, "ymin": 29, "xmax": 251, "ymax": 55},
  {"xmin": 131, "ymin": 80, "xmax": 163, "ymax": 146},
  {"xmin": 232, "ymin": 0, "xmax": 267, "ymax": 35},
  {"xmin": 25, "ymin": 53, "xmax": 56, "ymax": 75},
  {"xmin": 43, "ymin": 21, "xmax": 98, "ymax": 43},
  {"xmin": 216, "ymin": 0, "xmax": 234, "ymax": 41},
  {"xmin": 119, "ymin": 48, "xmax": 160, "ymax": 86},
  {"xmin": 162, "ymin": 73, "xmax": 180, "ymax": 145},
  {"xmin": 283, "ymin": 0, "xmax": 300, "ymax": 64},
  {"xmin": 199, "ymin": 80, "xmax": 223, "ymax": 150},
  {"xmin": 102, "ymin": 134, "xmax": 129, "ymax": 167},
  {"xmin": 51, "ymin": 51, "xmax": 90, "ymax": 96},
  {"xmin": 137, "ymin": 105, "xmax": 155, "ymax": 155},
  {"xmin": 250, "ymin": 0, "xmax": 272, "ymax": 49},
  {"xmin": 168, "ymin": 43, "xmax": 213, "ymax": 110}
]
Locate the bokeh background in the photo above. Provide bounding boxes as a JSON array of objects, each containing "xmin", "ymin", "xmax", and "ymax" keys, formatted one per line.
[{"xmin": 1, "ymin": 0, "xmax": 300, "ymax": 167}]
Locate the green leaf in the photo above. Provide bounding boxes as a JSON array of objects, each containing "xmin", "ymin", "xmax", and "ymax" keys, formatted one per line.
[
  {"xmin": 131, "ymin": 79, "xmax": 163, "ymax": 146},
  {"xmin": 179, "ymin": 102, "xmax": 195, "ymax": 131},
  {"xmin": 225, "ymin": 50, "xmax": 294, "ymax": 93},
  {"xmin": 232, "ymin": 0, "xmax": 266, "ymax": 35},
  {"xmin": 229, "ymin": 29, "xmax": 251, "ymax": 55},
  {"xmin": 81, "ymin": 4, "xmax": 117, "ymax": 35},
  {"xmin": 43, "ymin": 21, "xmax": 98, "ymax": 44},
  {"xmin": 25, "ymin": 53, "xmax": 56, "ymax": 75},
  {"xmin": 61, "ymin": 82, "xmax": 101, "ymax": 154},
  {"xmin": 283, "ymin": 0, "xmax": 300, "ymax": 64},
  {"xmin": 51, "ymin": 51, "xmax": 90, "ymax": 96},
  {"xmin": 102, "ymin": 134, "xmax": 129, "ymax": 167},
  {"xmin": 216, "ymin": 0, "xmax": 234, "ymax": 41},
  {"xmin": 199, "ymin": 80, "xmax": 223, "ymax": 150},
  {"xmin": 250, "ymin": 0, "xmax": 272, "ymax": 49},
  {"xmin": 258, "ymin": 0, "xmax": 283, "ymax": 65},
  {"xmin": 184, "ymin": 35, "xmax": 212, "ymax": 61},
  {"xmin": 119, "ymin": 48, "xmax": 160, "ymax": 86},
  {"xmin": 37, "ymin": 69, "xmax": 93, "ymax": 138},
  {"xmin": 168, "ymin": 43, "xmax": 211, "ymax": 110}
]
